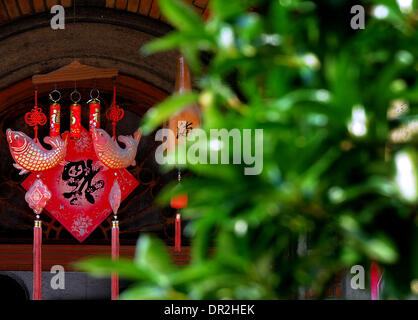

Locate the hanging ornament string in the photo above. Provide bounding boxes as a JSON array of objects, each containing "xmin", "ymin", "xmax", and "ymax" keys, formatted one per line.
[
  {"xmin": 171, "ymin": 169, "xmax": 188, "ymax": 252},
  {"xmin": 88, "ymin": 85, "xmax": 101, "ymax": 134},
  {"xmin": 106, "ymin": 84, "xmax": 124, "ymax": 140},
  {"xmin": 25, "ymin": 90, "xmax": 47, "ymax": 143}
]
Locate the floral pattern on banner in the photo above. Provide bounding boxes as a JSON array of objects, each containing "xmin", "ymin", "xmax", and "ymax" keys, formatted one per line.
[{"xmin": 71, "ymin": 214, "xmax": 93, "ymax": 237}]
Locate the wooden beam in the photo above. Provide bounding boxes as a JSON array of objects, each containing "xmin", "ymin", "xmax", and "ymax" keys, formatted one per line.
[
  {"xmin": 0, "ymin": 244, "xmax": 192, "ymax": 271},
  {"xmin": 32, "ymin": 61, "xmax": 119, "ymax": 85}
]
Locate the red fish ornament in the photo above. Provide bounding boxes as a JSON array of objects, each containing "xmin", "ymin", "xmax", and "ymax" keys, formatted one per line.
[
  {"xmin": 6, "ymin": 129, "xmax": 67, "ymax": 175},
  {"xmin": 91, "ymin": 128, "xmax": 142, "ymax": 170}
]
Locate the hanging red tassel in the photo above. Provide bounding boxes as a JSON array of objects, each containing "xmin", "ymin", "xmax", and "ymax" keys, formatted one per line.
[
  {"xmin": 175, "ymin": 213, "xmax": 181, "ymax": 252},
  {"xmin": 33, "ymin": 218, "xmax": 42, "ymax": 300},
  {"xmin": 111, "ymin": 219, "xmax": 119, "ymax": 300},
  {"xmin": 171, "ymin": 171, "xmax": 187, "ymax": 252},
  {"xmin": 26, "ymin": 176, "xmax": 50, "ymax": 301},
  {"xmin": 371, "ymin": 260, "xmax": 383, "ymax": 300}
]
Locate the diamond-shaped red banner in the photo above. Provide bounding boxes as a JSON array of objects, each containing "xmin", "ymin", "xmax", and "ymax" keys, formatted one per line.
[{"xmin": 21, "ymin": 128, "xmax": 139, "ymax": 242}]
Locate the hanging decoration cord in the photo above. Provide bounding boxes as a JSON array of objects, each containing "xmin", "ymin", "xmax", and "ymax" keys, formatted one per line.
[
  {"xmin": 106, "ymin": 82, "xmax": 124, "ymax": 140},
  {"xmin": 25, "ymin": 89, "xmax": 47, "ymax": 143}
]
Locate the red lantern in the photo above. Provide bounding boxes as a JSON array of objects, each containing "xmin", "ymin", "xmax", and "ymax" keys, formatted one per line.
[
  {"xmin": 70, "ymin": 103, "xmax": 82, "ymax": 139},
  {"xmin": 170, "ymin": 193, "xmax": 188, "ymax": 209},
  {"xmin": 49, "ymin": 102, "xmax": 61, "ymax": 137},
  {"xmin": 89, "ymin": 99, "xmax": 100, "ymax": 133}
]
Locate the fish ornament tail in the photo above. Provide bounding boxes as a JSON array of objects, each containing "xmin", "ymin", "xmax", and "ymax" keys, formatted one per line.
[
  {"xmin": 13, "ymin": 163, "xmax": 29, "ymax": 175},
  {"xmin": 44, "ymin": 136, "xmax": 65, "ymax": 149},
  {"xmin": 134, "ymin": 128, "xmax": 142, "ymax": 143}
]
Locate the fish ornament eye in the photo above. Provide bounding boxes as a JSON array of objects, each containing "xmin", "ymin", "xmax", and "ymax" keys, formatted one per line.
[
  {"xmin": 14, "ymin": 135, "xmax": 19, "ymax": 140},
  {"xmin": 99, "ymin": 132, "xmax": 104, "ymax": 137}
]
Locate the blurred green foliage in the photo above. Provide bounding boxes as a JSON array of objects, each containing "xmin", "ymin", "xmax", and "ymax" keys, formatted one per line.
[{"xmin": 79, "ymin": 0, "xmax": 418, "ymax": 299}]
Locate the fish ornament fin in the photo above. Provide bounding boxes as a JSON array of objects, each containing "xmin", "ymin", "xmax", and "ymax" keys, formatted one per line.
[
  {"xmin": 117, "ymin": 135, "xmax": 129, "ymax": 147},
  {"xmin": 44, "ymin": 136, "xmax": 60, "ymax": 148},
  {"xmin": 13, "ymin": 163, "xmax": 29, "ymax": 175}
]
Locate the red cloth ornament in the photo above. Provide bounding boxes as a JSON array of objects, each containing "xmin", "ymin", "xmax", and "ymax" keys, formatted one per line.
[
  {"xmin": 89, "ymin": 99, "xmax": 101, "ymax": 134},
  {"xmin": 70, "ymin": 103, "xmax": 82, "ymax": 139},
  {"xmin": 21, "ymin": 128, "xmax": 138, "ymax": 242},
  {"xmin": 49, "ymin": 103, "xmax": 61, "ymax": 137},
  {"xmin": 25, "ymin": 179, "xmax": 51, "ymax": 215}
]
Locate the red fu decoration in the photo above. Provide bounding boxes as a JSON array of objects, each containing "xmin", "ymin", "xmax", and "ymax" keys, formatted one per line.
[
  {"xmin": 106, "ymin": 85, "xmax": 124, "ymax": 140},
  {"xmin": 25, "ymin": 90, "xmax": 47, "ymax": 142}
]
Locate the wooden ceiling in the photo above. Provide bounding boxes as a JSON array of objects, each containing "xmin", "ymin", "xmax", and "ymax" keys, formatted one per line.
[{"xmin": 0, "ymin": 0, "xmax": 210, "ymax": 25}]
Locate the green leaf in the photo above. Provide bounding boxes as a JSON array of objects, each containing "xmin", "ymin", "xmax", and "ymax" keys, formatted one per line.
[
  {"xmin": 159, "ymin": 0, "xmax": 204, "ymax": 32},
  {"xmin": 135, "ymin": 235, "xmax": 176, "ymax": 275},
  {"xmin": 75, "ymin": 258, "xmax": 152, "ymax": 281},
  {"xmin": 140, "ymin": 93, "xmax": 198, "ymax": 134},
  {"xmin": 120, "ymin": 285, "xmax": 188, "ymax": 300},
  {"xmin": 142, "ymin": 32, "xmax": 215, "ymax": 56}
]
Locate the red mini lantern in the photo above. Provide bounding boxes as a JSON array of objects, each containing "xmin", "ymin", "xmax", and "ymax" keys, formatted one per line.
[
  {"xmin": 49, "ymin": 102, "xmax": 61, "ymax": 137},
  {"xmin": 70, "ymin": 103, "xmax": 82, "ymax": 139},
  {"xmin": 89, "ymin": 99, "xmax": 101, "ymax": 133},
  {"xmin": 170, "ymin": 193, "xmax": 188, "ymax": 209}
]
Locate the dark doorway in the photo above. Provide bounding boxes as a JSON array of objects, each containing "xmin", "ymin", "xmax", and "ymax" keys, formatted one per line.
[{"xmin": 0, "ymin": 275, "xmax": 29, "ymax": 300}]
